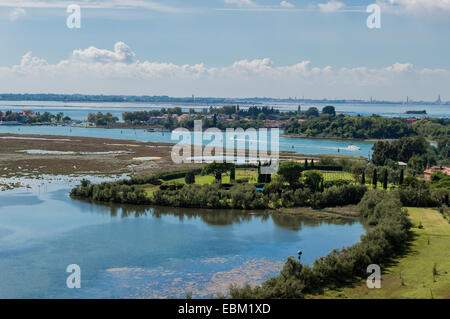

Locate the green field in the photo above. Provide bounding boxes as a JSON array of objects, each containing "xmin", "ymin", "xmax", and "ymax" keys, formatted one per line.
[
  {"xmin": 322, "ymin": 171, "xmax": 354, "ymax": 182},
  {"xmin": 141, "ymin": 168, "xmax": 259, "ymax": 196},
  {"xmin": 316, "ymin": 207, "xmax": 450, "ymax": 299},
  {"xmin": 141, "ymin": 169, "xmax": 356, "ymax": 197}
]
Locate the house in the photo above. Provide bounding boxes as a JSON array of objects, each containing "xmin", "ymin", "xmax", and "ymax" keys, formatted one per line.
[
  {"xmin": 263, "ymin": 120, "xmax": 282, "ymax": 128},
  {"xmin": 406, "ymin": 118, "xmax": 418, "ymax": 125},
  {"xmin": 424, "ymin": 165, "xmax": 450, "ymax": 182},
  {"xmin": 398, "ymin": 161, "xmax": 407, "ymax": 167},
  {"xmin": 176, "ymin": 114, "xmax": 191, "ymax": 122}
]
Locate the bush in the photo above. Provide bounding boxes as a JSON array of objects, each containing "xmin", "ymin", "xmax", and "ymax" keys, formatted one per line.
[
  {"xmin": 185, "ymin": 171, "xmax": 196, "ymax": 184},
  {"xmin": 310, "ymin": 184, "xmax": 367, "ymax": 209},
  {"xmin": 396, "ymin": 181, "xmax": 440, "ymax": 207},
  {"xmin": 323, "ymin": 179, "xmax": 350, "ymax": 188}
]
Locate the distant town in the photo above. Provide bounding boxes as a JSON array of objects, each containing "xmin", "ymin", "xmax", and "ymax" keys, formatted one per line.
[{"xmin": 0, "ymin": 93, "xmax": 448, "ymax": 105}]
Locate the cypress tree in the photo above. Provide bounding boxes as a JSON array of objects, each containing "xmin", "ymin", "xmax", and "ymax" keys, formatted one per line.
[
  {"xmin": 361, "ymin": 171, "xmax": 366, "ymax": 185},
  {"xmin": 373, "ymin": 168, "xmax": 378, "ymax": 189},
  {"xmin": 383, "ymin": 169, "xmax": 388, "ymax": 190},
  {"xmin": 399, "ymin": 169, "xmax": 404, "ymax": 186},
  {"xmin": 185, "ymin": 171, "xmax": 196, "ymax": 184},
  {"xmin": 230, "ymin": 165, "xmax": 236, "ymax": 182},
  {"xmin": 304, "ymin": 159, "xmax": 308, "ymax": 169}
]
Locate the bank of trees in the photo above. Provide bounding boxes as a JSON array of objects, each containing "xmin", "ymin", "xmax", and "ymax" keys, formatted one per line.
[
  {"xmin": 413, "ymin": 118, "xmax": 450, "ymax": 140},
  {"xmin": 284, "ymin": 114, "xmax": 415, "ymax": 139},
  {"xmin": 70, "ymin": 163, "xmax": 369, "ymax": 210},
  {"xmin": 371, "ymin": 136, "xmax": 440, "ymax": 173},
  {"xmin": 87, "ymin": 112, "xmax": 119, "ymax": 126},
  {"xmin": 230, "ymin": 190, "xmax": 412, "ymax": 298},
  {"xmin": 70, "ymin": 179, "xmax": 149, "ymax": 205},
  {"xmin": 0, "ymin": 110, "xmax": 71, "ymax": 123}
]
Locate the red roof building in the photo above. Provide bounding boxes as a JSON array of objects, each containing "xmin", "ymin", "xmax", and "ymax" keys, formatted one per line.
[{"xmin": 424, "ymin": 165, "xmax": 450, "ymax": 182}]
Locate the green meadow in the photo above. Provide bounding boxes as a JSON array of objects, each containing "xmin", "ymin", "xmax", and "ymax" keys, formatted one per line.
[{"xmin": 318, "ymin": 207, "xmax": 450, "ymax": 299}]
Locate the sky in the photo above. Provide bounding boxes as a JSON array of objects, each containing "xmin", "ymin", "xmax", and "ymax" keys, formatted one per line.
[{"xmin": 0, "ymin": 0, "xmax": 449, "ymax": 101}]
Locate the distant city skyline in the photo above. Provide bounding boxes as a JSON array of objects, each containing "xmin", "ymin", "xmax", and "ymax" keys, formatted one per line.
[
  {"xmin": 0, "ymin": 93, "xmax": 447, "ymax": 105},
  {"xmin": 1, "ymin": 1, "xmax": 449, "ymax": 100}
]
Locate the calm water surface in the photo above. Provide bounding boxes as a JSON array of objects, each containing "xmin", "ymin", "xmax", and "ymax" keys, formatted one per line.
[
  {"xmin": 0, "ymin": 125, "xmax": 374, "ymax": 157},
  {"xmin": 6, "ymin": 100, "xmax": 445, "ymax": 157},
  {"xmin": 0, "ymin": 101, "xmax": 448, "ymax": 119},
  {"xmin": 0, "ymin": 178, "xmax": 365, "ymax": 298}
]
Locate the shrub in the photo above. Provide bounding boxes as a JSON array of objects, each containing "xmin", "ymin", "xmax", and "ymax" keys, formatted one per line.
[
  {"xmin": 310, "ymin": 184, "xmax": 367, "ymax": 209},
  {"xmin": 185, "ymin": 171, "xmax": 196, "ymax": 184}
]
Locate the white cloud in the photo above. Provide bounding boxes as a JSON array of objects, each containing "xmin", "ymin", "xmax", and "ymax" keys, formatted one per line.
[
  {"xmin": 280, "ymin": 1, "xmax": 294, "ymax": 8},
  {"xmin": 0, "ymin": 42, "xmax": 448, "ymax": 100},
  {"xmin": 383, "ymin": 62, "xmax": 413, "ymax": 73},
  {"xmin": 0, "ymin": 0, "xmax": 187, "ymax": 13},
  {"xmin": 224, "ymin": 0, "xmax": 257, "ymax": 7},
  {"xmin": 72, "ymin": 42, "xmax": 136, "ymax": 64},
  {"xmin": 318, "ymin": 1, "xmax": 344, "ymax": 13},
  {"xmin": 9, "ymin": 7, "xmax": 26, "ymax": 20}
]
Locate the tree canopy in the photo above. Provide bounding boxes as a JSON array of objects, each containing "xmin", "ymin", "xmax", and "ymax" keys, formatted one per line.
[{"xmin": 277, "ymin": 162, "xmax": 303, "ymax": 186}]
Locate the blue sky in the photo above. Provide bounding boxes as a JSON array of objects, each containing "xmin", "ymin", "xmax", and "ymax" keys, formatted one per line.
[{"xmin": 0, "ymin": 0, "xmax": 449, "ymax": 100}]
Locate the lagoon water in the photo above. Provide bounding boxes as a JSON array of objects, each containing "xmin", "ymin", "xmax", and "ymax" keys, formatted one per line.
[
  {"xmin": 0, "ymin": 101, "xmax": 396, "ymax": 298},
  {"xmin": 0, "ymin": 124, "xmax": 374, "ymax": 157},
  {"xmin": 0, "ymin": 101, "xmax": 449, "ymax": 119},
  {"xmin": 3, "ymin": 100, "xmax": 447, "ymax": 157},
  {"xmin": 0, "ymin": 178, "xmax": 365, "ymax": 298}
]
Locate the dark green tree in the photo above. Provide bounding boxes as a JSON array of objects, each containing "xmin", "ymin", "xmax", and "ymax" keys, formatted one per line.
[
  {"xmin": 230, "ymin": 165, "xmax": 236, "ymax": 182},
  {"xmin": 320, "ymin": 177, "xmax": 325, "ymax": 192},
  {"xmin": 304, "ymin": 170, "xmax": 323, "ymax": 193},
  {"xmin": 305, "ymin": 107, "xmax": 319, "ymax": 117},
  {"xmin": 383, "ymin": 169, "xmax": 388, "ymax": 190},
  {"xmin": 322, "ymin": 105, "xmax": 336, "ymax": 116},
  {"xmin": 202, "ymin": 161, "xmax": 233, "ymax": 183},
  {"xmin": 277, "ymin": 162, "xmax": 303, "ymax": 186},
  {"xmin": 373, "ymin": 168, "xmax": 378, "ymax": 189},
  {"xmin": 185, "ymin": 171, "xmax": 196, "ymax": 184},
  {"xmin": 257, "ymin": 162, "xmax": 265, "ymax": 183}
]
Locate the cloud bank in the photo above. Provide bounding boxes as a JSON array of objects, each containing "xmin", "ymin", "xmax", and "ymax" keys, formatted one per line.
[{"xmin": 0, "ymin": 42, "xmax": 448, "ymax": 100}]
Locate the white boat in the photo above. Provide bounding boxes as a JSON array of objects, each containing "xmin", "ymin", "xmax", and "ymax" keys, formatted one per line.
[{"xmin": 346, "ymin": 145, "xmax": 360, "ymax": 151}]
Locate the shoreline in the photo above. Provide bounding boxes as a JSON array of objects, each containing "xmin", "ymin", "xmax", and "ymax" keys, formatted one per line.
[
  {"xmin": 71, "ymin": 195, "xmax": 361, "ymax": 222},
  {"xmin": 281, "ymin": 134, "xmax": 385, "ymax": 143},
  {"xmin": 281, "ymin": 134, "xmax": 438, "ymax": 144}
]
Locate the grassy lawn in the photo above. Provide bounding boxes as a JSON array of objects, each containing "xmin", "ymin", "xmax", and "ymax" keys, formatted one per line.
[
  {"xmin": 315, "ymin": 207, "xmax": 450, "ymax": 299},
  {"xmin": 322, "ymin": 171, "xmax": 354, "ymax": 182},
  {"xmin": 140, "ymin": 168, "xmax": 259, "ymax": 196},
  {"xmin": 141, "ymin": 169, "xmax": 359, "ymax": 197}
]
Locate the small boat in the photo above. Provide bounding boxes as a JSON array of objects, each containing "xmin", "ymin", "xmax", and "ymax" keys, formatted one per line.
[{"xmin": 347, "ymin": 145, "xmax": 361, "ymax": 151}]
